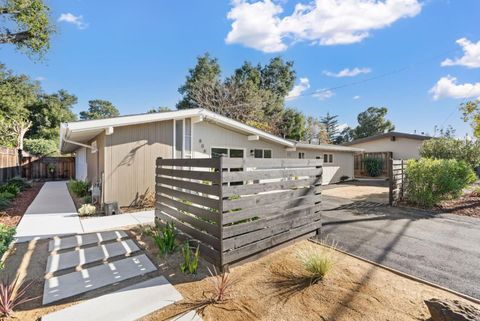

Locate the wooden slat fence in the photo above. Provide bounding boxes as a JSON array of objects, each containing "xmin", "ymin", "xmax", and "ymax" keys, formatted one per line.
[
  {"xmin": 155, "ymin": 157, "xmax": 322, "ymax": 267},
  {"xmin": 0, "ymin": 147, "xmax": 19, "ymax": 183},
  {"xmin": 354, "ymin": 152, "xmax": 393, "ymax": 177},
  {"xmin": 389, "ymin": 159, "xmax": 407, "ymax": 206},
  {"xmin": 22, "ymin": 156, "xmax": 75, "ymax": 180}
]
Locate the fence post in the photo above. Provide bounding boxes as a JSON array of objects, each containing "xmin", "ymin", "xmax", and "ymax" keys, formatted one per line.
[
  {"xmin": 389, "ymin": 158, "xmax": 394, "ymax": 206},
  {"xmin": 315, "ymin": 161, "xmax": 322, "ymax": 236},
  {"xmin": 400, "ymin": 159, "xmax": 404, "ymax": 201},
  {"xmin": 218, "ymin": 156, "xmax": 225, "ymax": 271}
]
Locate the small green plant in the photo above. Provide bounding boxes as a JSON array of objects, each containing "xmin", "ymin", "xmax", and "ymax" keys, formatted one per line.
[
  {"xmin": 152, "ymin": 222, "xmax": 177, "ymax": 256},
  {"xmin": 68, "ymin": 180, "xmax": 90, "ymax": 197},
  {"xmin": 0, "ymin": 196, "xmax": 10, "ymax": 211},
  {"xmin": 180, "ymin": 241, "xmax": 200, "ymax": 274},
  {"xmin": 78, "ymin": 204, "xmax": 96, "ymax": 216},
  {"xmin": 7, "ymin": 177, "xmax": 32, "ymax": 191},
  {"xmin": 0, "ymin": 184, "xmax": 20, "ymax": 197},
  {"xmin": 0, "ymin": 224, "xmax": 15, "ymax": 262},
  {"xmin": 0, "ymin": 192, "xmax": 15, "ymax": 201},
  {"xmin": 363, "ymin": 157, "xmax": 382, "ymax": 177},
  {"xmin": 297, "ymin": 244, "xmax": 335, "ymax": 284},
  {"xmin": 340, "ymin": 175, "xmax": 349, "ymax": 182},
  {"xmin": 0, "ymin": 277, "xmax": 36, "ymax": 317},
  {"xmin": 83, "ymin": 195, "xmax": 92, "ymax": 204}
]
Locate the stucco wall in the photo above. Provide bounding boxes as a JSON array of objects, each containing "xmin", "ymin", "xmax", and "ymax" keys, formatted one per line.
[
  {"xmin": 289, "ymin": 148, "xmax": 355, "ymax": 184},
  {"xmin": 348, "ymin": 137, "xmax": 425, "ymax": 159}
]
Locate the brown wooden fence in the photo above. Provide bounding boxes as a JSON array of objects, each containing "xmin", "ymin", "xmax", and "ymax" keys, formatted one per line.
[
  {"xmin": 389, "ymin": 159, "xmax": 407, "ymax": 206},
  {"xmin": 354, "ymin": 152, "xmax": 393, "ymax": 177},
  {"xmin": 155, "ymin": 157, "xmax": 322, "ymax": 267},
  {"xmin": 0, "ymin": 147, "xmax": 19, "ymax": 183},
  {"xmin": 22, "ymin": 156, "xmax": 75, "ymax": 180}
]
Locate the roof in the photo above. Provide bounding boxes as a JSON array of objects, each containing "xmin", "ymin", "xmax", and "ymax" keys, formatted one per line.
[
  {"xmin": 295, "ymin": 142, "xmax": 364, "ymax": 153},
  {"xmin": 59, "ymin": 108, "xmax": 295, "ymax": 153},
  {"xmin": 343, "ymin": 131, "xmax": 431, "ymax": 146}
]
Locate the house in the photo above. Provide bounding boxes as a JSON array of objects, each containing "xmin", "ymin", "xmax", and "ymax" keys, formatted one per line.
[
  {"xmin": 343, "ymin": 131, "xmax": 431, "ymax": 159},
  {"xmin": 59, "ymin": 109, "xmax": 362, "ymax": 207}
]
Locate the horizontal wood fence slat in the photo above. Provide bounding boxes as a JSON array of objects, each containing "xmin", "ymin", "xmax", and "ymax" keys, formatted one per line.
[
  {"xmin": 0, "ymin": 147, "xmax": 19, "ymax": 183},
  {"xmin": 156, "ymin": 157, "xmax": 322, "ymax": 268}
]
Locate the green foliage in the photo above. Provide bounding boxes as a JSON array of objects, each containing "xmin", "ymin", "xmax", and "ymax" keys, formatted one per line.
[
  {"xmin": 297, "ymin": 244, "xmax": 335, "ymax": 284},
  {"xmin": 420, "ymin": 138, "xmax": 480, "ymax": 168},
  {"xmin": 320, "ymin": 112, "xmax": 339, "ymax": 143},
  {"xmin": 0, "ymin": 194, "xmax": 11, "ymax": 210},
  {"xmin": 304, "ymin": 116, "xmax": 329, "ymax": 144},
  {"xmin": 363, "ymin": 157, "xmax": 383, "ymax": 177},
  {"xmin": 24, "ymin": 138, "xmax": 58, "ymax": 156},
  {"xmin": 5, "ymin": 177, "xmax": 31, "ymax": 190},
  {"xmin": 460, "ymin": 100, "xmax": 480, "ymax": 138},
  {"xmin": 180, "ymin": 241, "xmax": 200, "ymax": 274},
  {"xmin": 147, "ymin": 106, "xmax": 172, "ymax": 113},
  {"xmin": 0, "ymin": 224, "xmax": 15, "ymax": 260},
  {"xmin": 406, "ymin": 158, "xmax": 477, "ymax": 208},
  {"xmin": 279, "ymin": 107, "xmax": 305, "ymax": 140},
  {"xmin": 68, "ymin": 180, "xmax": 89, "ymax": 197},
  {"xmin": 340, "ymin": 107, "xmax": 395, "ymax": 142},
  {"xmin": 151, "ymin": 222, "xmax": 177, "ymax": 256},
  {"xmin": 83, "ymin": 195, "xmax": 92, "ymax": 204},
  {"xmin": 0, "ymin": 0, "xmax": 53, "ymax": 58},
  {"xmin": 0, "ymin": 184, "xmax": 20, "ymax": 196},
  {"xmin": 79, "ymin": 99, "xmax": 120, "ymax": 120}
]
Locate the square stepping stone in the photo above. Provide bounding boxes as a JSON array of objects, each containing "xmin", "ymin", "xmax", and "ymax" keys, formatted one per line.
[
  {"xmin": 49, "ymin": 231, "xmax": 128, "ymax": 252},
  {"xmin": 43, "ymin": 254, "xmax": 156, "ymax": 305},
  {"xmin": 41, "ymin": 276, "xmax": 185, "ymax": 321},
  {"xmin": 46, "ymin": 239, "xmax": 140, "ymax": 274}
]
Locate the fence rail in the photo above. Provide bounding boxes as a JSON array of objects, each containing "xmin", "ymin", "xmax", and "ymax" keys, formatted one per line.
[
  {"xmin": 155, "ymin": 157, "xmax": 322, "ymax": 267},
  {"xmin": 389, "ymin": 159, "xmax": 407, "ymax": 206}
]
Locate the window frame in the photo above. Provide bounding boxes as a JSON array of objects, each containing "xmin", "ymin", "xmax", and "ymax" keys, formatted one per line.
[{"xmin": 211, "ymin": 146, "xmax": 246, "ymax": 159}]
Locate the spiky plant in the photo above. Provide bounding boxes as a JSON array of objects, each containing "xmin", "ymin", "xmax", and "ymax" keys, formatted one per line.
[
  {"xmin": 207, "ymin": 266, "xmax": 234, "ymax": 302},
  {"xmin": 296, "ymin": 244, "xmax": 336, "ymax": 284},
  {"xmin": 0, "ymin": 277, "xmax": 36, "ymax": 317}
]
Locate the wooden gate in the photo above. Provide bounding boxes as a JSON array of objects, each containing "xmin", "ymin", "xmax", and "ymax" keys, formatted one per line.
[
  {"xmin": 389, "ymin": 159, "xmax": 407, "ymax": 206},
  {"xmin": 355, "ymin": 152, "xmax": 393, "ymax": 177},
  {"xmin": 155, "ymin": 157, "xmax": 322, "ymax": 267}
]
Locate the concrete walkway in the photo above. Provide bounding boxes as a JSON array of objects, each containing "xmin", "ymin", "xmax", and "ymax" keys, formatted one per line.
[{"xmin": 15, "ymin": 182, "xmax": 154, "ymax": 242}]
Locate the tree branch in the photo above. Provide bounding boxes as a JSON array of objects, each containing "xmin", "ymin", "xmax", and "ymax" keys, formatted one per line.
[{"xmin": 0, "ymin": 31, "xmax": 30, "ymax": 44}]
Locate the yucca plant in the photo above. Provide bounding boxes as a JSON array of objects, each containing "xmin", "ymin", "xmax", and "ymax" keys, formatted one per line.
[
  {"xmin": 207, "ymin": 266, "xmax": 234, "ymax": 302},
  {"xmin": 180, "ymin": 241, "xmax": 200, "ymax": 274},
  {"xmin": 0, "ymin": 277, "xmax": 36, "ymax": 317},
  {"xmin": 152, "ymin": 222, "xmax": 177, "ymax": 256}
]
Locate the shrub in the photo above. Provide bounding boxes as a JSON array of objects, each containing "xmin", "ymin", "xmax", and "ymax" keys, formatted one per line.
[
  {"xmin": 180, "ymin": 241, "xmax": 200, "ymax": 274},
  {"xmin": 83, "ymin": 195, "xmax": 92, "ymax": 204},
  {"xmin": 78, "ymin": 204, "xmax": 96, "ymax": 216},
  {"xmin": 0, "ymin": 184, "xmax": 20, "ymax": 197},
  {"xmin": 24, "ymin": 138, "xmax": 58, "ymax": 156},
  {"xmin": 7, "ymin": 177, "xmax": 32, "ymax": 191},
  {"xmin": 406, "ymin": 158, "xmax": 477, "ymax": 207},
  {"xmin": 151, "ymin": 222, "xmax": 177, "ymax": 256},
  {"xmin": 0, "ymin": 224, "xmax": 15, "ymax": 260},
  {"xmin": 297, "ymin": 244, "xmax": 335, "ymax": 284},
  {"xmin": 208, "ymin": 266, "xmax": 234, "ymax": 302},
  {"xmin": 363, "ymin": 157, "xmax": 382, "ymax": 177},
  {"xmin": 68, "ymin": 180, "xmax": 89, "ymax": 197},
  {"xmin": 420, "ymin": 138, "xmax": 480, "ymax": 168},
  {"xmin": 0, "ymin": 196, "xmax": 10, "ymax": 211},
  {"xmin": 0, "ymin": 277, "xmax": 36, "ymax": 317},
  {"xmin": 340, "ymin": 175, "xmax": 349, "ymax": 182},
  {"xmin": 0, "ymin": 192, "xmax": 15, "ymax": 202}
]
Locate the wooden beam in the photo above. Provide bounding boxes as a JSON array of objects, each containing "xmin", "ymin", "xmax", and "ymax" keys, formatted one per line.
[{"xmin": 247, "ymin": 135, "xmax": 259, "ymax": 141}]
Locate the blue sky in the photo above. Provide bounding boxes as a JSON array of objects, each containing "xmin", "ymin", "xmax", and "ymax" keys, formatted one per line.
[{"xmin": 1, "ymin": 0, "xmax": 479, "ymax": 137}]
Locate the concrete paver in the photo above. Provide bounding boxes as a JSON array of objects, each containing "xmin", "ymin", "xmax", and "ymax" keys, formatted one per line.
[
  {"xmin": 41, "ymin": 276, "xmax": 183, "ymax": 321},
  {"xmin": 43, "ymin": 254, "xmax": 156, "ymax": 305},
  {"xmin": 46, "ymin": 239, "xmax": 140, "ymax": 273},
  {"xmin": 49, "ymin": 231, "xmax": 128, "ymax": 252}
]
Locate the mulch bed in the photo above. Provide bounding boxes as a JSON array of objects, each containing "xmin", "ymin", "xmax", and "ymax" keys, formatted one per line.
[
  {"xmin": 435, "ymin": 192, "xmax": 480, "ymax": 218},
  {"xmin": 0, "ymin": 182, "xmax": 44, "ymax": 227}
]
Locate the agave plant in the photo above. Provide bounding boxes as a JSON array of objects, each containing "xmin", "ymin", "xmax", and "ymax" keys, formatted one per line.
[
  {"xmin": 0, "ymin": 277, "xmax": 36, "ymax": 317},
  {"xmin": 207, "ymin": 266, "xmax": 234, "ymax": 302}
]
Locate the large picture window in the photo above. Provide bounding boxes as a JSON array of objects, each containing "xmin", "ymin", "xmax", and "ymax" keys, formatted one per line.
[{"xmin": 212, "ymin": 147, "xmax": 244, "ymax": 158}]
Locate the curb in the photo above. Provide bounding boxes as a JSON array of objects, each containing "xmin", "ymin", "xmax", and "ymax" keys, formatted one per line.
[{"xmin": 308, "ymin": 238, "xmax": 480, "ymax": 305}]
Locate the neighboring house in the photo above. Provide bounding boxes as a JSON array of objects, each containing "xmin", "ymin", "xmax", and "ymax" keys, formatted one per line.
[
  {"xmin": 60, "ymin": 109, "xmax": 362, "ymax": 207},
  {"xmin": 343, "ymin": 131, "xmax": 431, "ymax": 159}
]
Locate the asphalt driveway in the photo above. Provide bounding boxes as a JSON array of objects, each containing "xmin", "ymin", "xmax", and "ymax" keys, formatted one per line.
[{"xmin": 319, "ymin": 195, "xmax": 480, "ymax": 299}]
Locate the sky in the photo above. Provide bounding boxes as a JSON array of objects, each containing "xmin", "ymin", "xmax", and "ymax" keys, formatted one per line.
[{"xmin": 1, "ymin": 0, "xmax": 479, "ymax": 138}]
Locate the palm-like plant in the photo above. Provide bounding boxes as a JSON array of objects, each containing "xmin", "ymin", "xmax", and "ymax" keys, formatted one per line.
[
  {"xmin": 0, "ymin": 277, "xmax": 36, "ymax": 317},
  {"xmin": 207, "ymin": 266, "xmax": 234, "ymax": 302}
]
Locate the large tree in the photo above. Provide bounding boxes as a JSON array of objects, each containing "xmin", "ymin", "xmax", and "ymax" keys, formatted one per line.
[
  {"xmin": 351, "ymin": 107, "xmax": 395, "ymax": 139},
  {"xmin": 278, "ymin": 108, "xmax": 305, "ymax": 141},
  {"xmin": 0, "ymin": 0, "xmax": 53, "ymax": 57},
  {"xmin": 79, "ymin": 99, "xmax": 119, "ymax": 120},
  {"xmin": 461, "ymin": 100, "xmax": 480, "ymax": 138},
  {"xmin": 320, "ymin": 112, "xmax": 339, "ymax": 143},
  {"xmin": 304, "ymin": 116, "xmax": 329, "ymax": 144}
]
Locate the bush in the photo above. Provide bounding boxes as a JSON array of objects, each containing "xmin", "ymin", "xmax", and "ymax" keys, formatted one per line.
[
  {"xmin": 0, "ymin": 196, "xmax": 11, "ymax": 211},
  {"xmin": 83, "ymin": 195, "xmax": 92, "ymax": 204},
  {"xmin": 297, "ymin": 245, "xmax": 335, "ymax": 284},
  {"xmin": 7, "ymin": 177, "xmax": 32, "ymax": 191},
  {"xmin": 406, "ymin": 158, "xmax": 477, "ymax": 207},
  {"xmin": 0, "ymin": 224, "xmax": 15, "ymax": 260},
  {"xmin": 363, "ymin": 157, "xmax": 382, "ymax": 177},
  {"xmin": 420, "ymin": 138, "xmax": 480, "ymax": 168},
  {"xmin": 0, "ymin": 192, "xmax": 15, "ymax": 201},
  {"xmin": 68, "ymin": 180, "xmax": 89, "ymax": 197},
  {"xmin": 23, "ymin": 138, "xmax": 58, "ymax": 156},
  {"xmin": 78, "ymin": 204, "xmax": 96, "ymax": 216},
  {"xmin": 151, "ymin": 222, "xmax": 177, "ymax": 256},
  {"xmin": 0, "ymin": 184, "xmax": 20, "ymax": 197},
  {"xmin": 180, "ymin": 241, "xmax": 200, "ymax": 274}
]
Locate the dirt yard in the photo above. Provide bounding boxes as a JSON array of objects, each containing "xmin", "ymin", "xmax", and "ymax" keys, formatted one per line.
[
  {"xmin": 322, "ymin": 183, "xmax": 389, "ymax": 204},
  {"xmin": 2, "ymin": 228, "xmax": 478, "ymax": 321},
  {"xmin": 0, "ymin": 182, "xmax": 43, "ymax": 227}
]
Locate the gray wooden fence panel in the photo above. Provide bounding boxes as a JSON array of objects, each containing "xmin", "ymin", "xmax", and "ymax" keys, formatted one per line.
[{"xmin": 389, "ymin": 159, "xmax": 407, "ymax": 206}]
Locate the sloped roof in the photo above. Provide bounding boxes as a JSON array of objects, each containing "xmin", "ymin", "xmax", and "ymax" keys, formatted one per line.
[{"xmin": 343, "ymin": 131, "xmax": 431, "ymax": 146}]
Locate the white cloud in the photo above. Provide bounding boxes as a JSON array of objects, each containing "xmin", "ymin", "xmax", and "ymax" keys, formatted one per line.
[
  {"xmin": 323, "ymin": 67, "xmax": 371, "ymax": 78},
  {"xmin": 226, "ymin": 0, "xmax": 421, "ymax": 52},
  {"xmin": 313, "ymin": 89, "xmax": 334, "ymax": 100},
  {"xmin": 286, "ymin": 77, "xmax": 310, "ymax": 100},
  {"xmin": 353, "ymin": 95, "xmax": 361, "ymax": 100},
  {"xmin": 429, "ymin": 76, "xmax": 480, "ymax": 100},
  {"xmin": 441, "ymin": 38, "xmax": 480, "ymax": 68},
  {"xmin": 58, "ymin": 13, "xmax": 88, "ymax": 30}
]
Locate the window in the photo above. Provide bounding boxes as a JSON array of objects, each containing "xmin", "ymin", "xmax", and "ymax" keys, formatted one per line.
[
  {"xmin": 323, "ymin": 154, "xmax": 328, "ymax": 163},
  {"xmin": 184, "ymin": 118, "xmax": 192, "ymax": 158},
  {"xmin": 175, "ymin": 119, "xmax": 183, "ymax": 158},
  {"xmin": 298, "ymin": 152, "xmax": 305, "ymax": 159},
  {"xmin": 323, "ymin": 154, "xmax": 334, "ymax": 163},
  {"xmin": 212, "ymin": 148, "xmax": 228, "ymax": 158},
  {"xmin": 211, "ymin": 148, "xmax": 244, "ymax": 158},
  {"xmin": 329, "ymin": 154, "xmax": 333, "ymax": 163},
  {"xmin": 253, "ymin": 149, "xmax": 272, "ymax": 158},
  {"xmin": 229, "ymin": 149, "xmax": 244, "ymax": 158}
]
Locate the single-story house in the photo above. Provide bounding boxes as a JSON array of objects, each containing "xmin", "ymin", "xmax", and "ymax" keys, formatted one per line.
[
  {"xmin": 343, "ymin": 131, "xmax": 431, "ymax": 159},
  {"xmin": 59, "ymin": 109, "xmax": 363, "ymax": 207}
]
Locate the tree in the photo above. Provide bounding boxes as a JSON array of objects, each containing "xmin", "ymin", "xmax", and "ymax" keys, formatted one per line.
[
  {"xmin": 27, "ymin": 89, "xmax": 77, "ymax": 140},
  {"xmin": 79, "ymin": 99, "xmax": 119, "ymax": 120},
  {"xmin": 460, "ymin": 100, "xmax": 480, "ymax": 138},
  {"xmin": 351, "ymin": 107, "xmax": 395, "ymax": 139},
  {"xmin": 24, "ymin": 137, "xmax": 57, "ymax": 155},
  {"xmin": 147, "ymin": 106, "xmax": 172, "ymax": 113},
  {"xmin": 0, "ymin": 0, "xmax": 53, "ymax": 57},
  {"xmin": 335, "ymin": 126, "xmax": 354, "ymax": 144},
  {"xmin": 320, "ymin": 112, "xmax": 339, "ymax": 142},
  {"xmin": 420, "ymin": 138, "xmax": 480, "ymax": 168},
  {"xmin": 278, "ymin": 108, "xmax": 305, "ymax": 141},
  {"xmin": 304, "ymin": 116, "xmax": 329, "ymax": 144}
]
